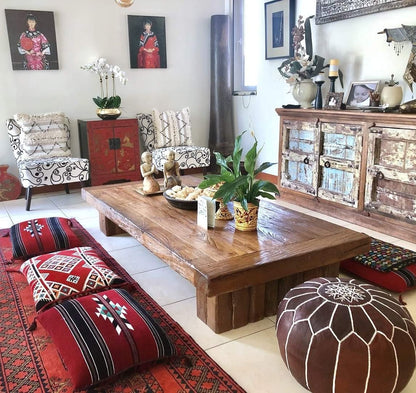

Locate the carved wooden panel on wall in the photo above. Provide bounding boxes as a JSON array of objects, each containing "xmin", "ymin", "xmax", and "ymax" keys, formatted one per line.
[{"xmin": 315, "ymin": 0, "xmax": 416, "ymax": 25}]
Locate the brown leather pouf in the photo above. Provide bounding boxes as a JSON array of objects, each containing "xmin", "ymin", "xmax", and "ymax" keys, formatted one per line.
[{"xmin": 276, "ymin": 277, "xmax": 416, "ymax": 393}]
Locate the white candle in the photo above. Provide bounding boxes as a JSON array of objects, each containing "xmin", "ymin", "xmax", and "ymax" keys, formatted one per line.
[
  {"xmin": 329, "ymin": 59, "xmax": 339, "ymax": 77},
  {"xmin": 315, "ymin": 73, "xmax": 325, "ymax": 82}
]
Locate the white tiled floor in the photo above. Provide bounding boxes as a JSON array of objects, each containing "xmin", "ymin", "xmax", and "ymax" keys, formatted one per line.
[{"xmin": 1, "ymin": 190, "xmax": 416, "ymax": 393}]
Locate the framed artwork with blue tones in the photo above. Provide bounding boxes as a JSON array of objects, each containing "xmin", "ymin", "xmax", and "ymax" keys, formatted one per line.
[{"xmin": 264, "ymin": 0, "xmax": 295, "ymax": 59}]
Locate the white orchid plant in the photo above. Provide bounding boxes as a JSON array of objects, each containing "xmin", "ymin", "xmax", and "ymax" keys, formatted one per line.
[{"xmin": 81, "ymin": 57, "xmax": 127, "ymax": 109}]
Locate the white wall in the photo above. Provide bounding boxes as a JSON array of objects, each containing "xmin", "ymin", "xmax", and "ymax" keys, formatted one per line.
[
  {"xmin": 234, "ymin": 0, "xmax": 416, "ymax": 175},
  {"xmin": 0, "ymin": 0, "xmax": 225, "ymax": 178}
]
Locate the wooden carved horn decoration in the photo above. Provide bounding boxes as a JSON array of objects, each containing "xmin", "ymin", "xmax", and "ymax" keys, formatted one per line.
[{"xmin": 115, "ymin": 0, "xmax": 135, "ymax": 7}]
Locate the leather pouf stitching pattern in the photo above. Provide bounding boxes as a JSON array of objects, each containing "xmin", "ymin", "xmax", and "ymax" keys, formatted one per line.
[{"xmin": 276, "ymin": 277, "xmax": 416, "ymax": 393}]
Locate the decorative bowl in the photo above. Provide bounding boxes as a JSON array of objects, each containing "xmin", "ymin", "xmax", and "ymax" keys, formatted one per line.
[{"xmin": 163, "ymin": 191, "xmax": 197, "ymax": 210}]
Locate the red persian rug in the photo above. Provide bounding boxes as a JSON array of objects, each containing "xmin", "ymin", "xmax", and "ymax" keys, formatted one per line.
[{"xmin": 0, "ymin": 219, "xmax": 246, "ymax": 393}]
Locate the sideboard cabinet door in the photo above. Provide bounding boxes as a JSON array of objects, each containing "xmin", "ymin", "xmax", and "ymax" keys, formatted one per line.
[
  {"xmin": 365, "ymin": 126, "xmax": 416, "ymax": 222},
  {"xmin": 280, "ymin": 120, "xmax": 320, "ymax": 196},
  {"xmin": 317, "ymin": 122, "xmax": 363, "ymax": 207}
]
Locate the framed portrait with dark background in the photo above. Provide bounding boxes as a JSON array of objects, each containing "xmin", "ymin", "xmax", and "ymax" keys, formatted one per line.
[
  {"xmin": 5, "ymin": 9, "xmax": 59, "ymax": 70},
  {"xmin": 128, "ymin": 15, "xmax": 167, "ymax": 69}
]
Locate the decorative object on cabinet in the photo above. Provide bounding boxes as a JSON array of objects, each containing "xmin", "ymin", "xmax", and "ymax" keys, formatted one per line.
[
  {"xmin": 378, "ymin": 24, "xmax": 416, "ymax": 89},
  {"xmin": 264, "ymin": 0, "xmax": 296, "ymax": 59},
  {"xmin": 400, "ymin": 98, "xmax": 416, "ymax": 113},
  {"xmin": 380, "ymin": 74, "xmax": 403, "ymax": 107},
  {"xmin": 278, "ymin": 15, "xmax": 343, "ymax": 107},
  {"xmin": 6, "ymin": 113, "xmax": 89, "ymax": 211},
  {"xmin": 137, "ymin": 111, "xmax": 210, "ymax": 172},
  {"xmin": 324, "ymin": 92, "xmax": 343, "ymax": 110},
  {"xmin": 5, "ymin": 9, "xmax": 59, "ymax": 70},
  {"xmin": 292, "ymin": 79, "xmax": 317, "ymax": 109},
  {"xmin": 275, "ymin": 108, "xmax": 416, "ymax": 243},
  {"xmin": 127, "ymin": 15, "xmax": 167, "ymax": 69},
  {"xmin": 198, "ymin": 131, "xmax": 279, "ymax": 231},
  {"xmin": 0, "ymin": 164, "xmax": 21, "ymax": 201},
  {"xmin": 346, "ymin": 81, "xmax": 379, "ymax": 108},
  {"xmin": 81, "ymin": 57, "xmax": 127, "ymax": 119},
  {"xmin": 278, "ymin": 15, "xmax": 326, "ymax": 84},
  {"xmin": 78, "ymin": 118, "xmax": 141, "ymax": 186},
  {"xmin": 328, "ymin": 58, "xmax": 339, "ymax": 92},
  {"xmin": 316, "ymin": 0, "xmax": 416, "ymax": 25},
  {"xmin": 314, "ymin": 73, "xmax": 325, "ymax": 109}
]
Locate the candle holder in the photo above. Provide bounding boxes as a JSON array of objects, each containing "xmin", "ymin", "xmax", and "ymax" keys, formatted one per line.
[
  {"xmin": 314, "ymin": 81, "xmax": 325, "ymax": 109},
  {"xmin": 329, "ymin": 76, "xmax": 338, "ymax": 93}
]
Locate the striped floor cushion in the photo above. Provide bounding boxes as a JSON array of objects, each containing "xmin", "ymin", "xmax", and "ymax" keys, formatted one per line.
[
  {"xmin": 10, "ymin": 217, "xmax": 81, "ymax": 260},
  {"xmin": 37, "ymin": 288, "xmax": 176, "ymax": 390}
]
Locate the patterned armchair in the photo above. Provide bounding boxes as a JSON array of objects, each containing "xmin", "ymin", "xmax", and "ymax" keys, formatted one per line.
[
  {"xmin": 6, "ymin": 112, "xmax": 89, "ymax": 211},
  {"xmin": 137, "ymin": 108, "xmax": 210, "ymax": 172}
]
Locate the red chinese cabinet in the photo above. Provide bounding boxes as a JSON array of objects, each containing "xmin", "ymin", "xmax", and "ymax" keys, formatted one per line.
[{"xmin": 78, "ymin": 118, "xmax": 142, "ymax": 186}]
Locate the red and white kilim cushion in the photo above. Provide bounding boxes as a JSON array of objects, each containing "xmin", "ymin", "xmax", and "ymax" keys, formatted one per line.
[
  {"xmin": 20, "ymin": 246, "xmax": 125, "ymax": 311},
  {"xmin": 276, "ymin": 277, "xmax": 416, "ymax": 393}
]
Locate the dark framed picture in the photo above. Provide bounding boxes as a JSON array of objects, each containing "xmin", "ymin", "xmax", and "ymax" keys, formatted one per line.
[
  {"xmin": 128, "ymin": 15, "xmax": 167, "ymax": 69},
  {"xmin": 316, "ymin": 0, "xmax": 416, "ymax": 25},
  {"xmin": 5, "ymin": 9, "xmax": 59, "ymax": 70},
  {"xmin": 324, "ymin": 92, "xmax": 344, "ymax": 110},
  {"xmin": 346, "ymin": 81, "xmax": 380, "ymax": 108},
  {"xmin": 264, "ymin": 0, "xmax": 295, "ymax": 59}
]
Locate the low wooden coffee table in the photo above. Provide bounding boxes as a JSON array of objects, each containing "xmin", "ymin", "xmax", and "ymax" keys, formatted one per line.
[{"xmin": 82, "ymin": 176, "xmax": 370, "ymax": 333}]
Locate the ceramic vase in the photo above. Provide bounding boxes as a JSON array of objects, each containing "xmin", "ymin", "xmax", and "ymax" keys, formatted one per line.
[
  {"xmin": 233, "ymin": 201, "xmax": 258, "ymax": 231},
  {"xmin": 96, "ymin": 108, "xmax": 121, "ymax": 120},
  {"xmin": 292, "ymin": 79, "xmax": 317, "ymax": 109},
  {"xmin": 0, "ymin": 165, "xmax": 21, "ymax": 201},
  {"xmin": 380, "ymin": 86, "xmax": 403, "ymax": 108}
]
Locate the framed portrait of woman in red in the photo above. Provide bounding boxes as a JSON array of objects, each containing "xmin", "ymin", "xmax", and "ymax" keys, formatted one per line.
[
  {"xmin": 128, "ymin": 15, "xmax": 167, "ymax": 69},
  {"xmin": 5, "ymin": 9, "xmax": 59, "ymax": 70}
]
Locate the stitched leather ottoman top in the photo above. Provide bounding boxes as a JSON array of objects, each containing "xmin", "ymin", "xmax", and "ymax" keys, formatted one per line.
[{"xmin": 276, "ymin": 277, "xmax": 416, "ymax": 393}]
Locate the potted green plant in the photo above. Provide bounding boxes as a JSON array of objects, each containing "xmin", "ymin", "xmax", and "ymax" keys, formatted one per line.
[{"xmin": 199, "ymin": 131, "xmax": 279, "ymax": 231}]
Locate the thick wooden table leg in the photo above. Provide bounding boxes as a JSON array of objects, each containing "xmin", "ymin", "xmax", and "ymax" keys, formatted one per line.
[
  {"xmin": 99, "ymin": 213, "xmax": 126, "ymax": 236},
  {"xmin": 196, "ymin": 284, "xmax": 266, "ymax": 334}
]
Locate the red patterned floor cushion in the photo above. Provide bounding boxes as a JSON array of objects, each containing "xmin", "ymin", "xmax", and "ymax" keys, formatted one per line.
[
  {"xmin": 341, "ymin": 258, "xmax": 416, "ymax": 293},
  {"xmin": 10, "ymin": 217, "xmax": 81, "ymax": 260},
  {"xmin": 276, "ymin": 277, "xmax": 416, "ymax": 393},
  {"xmin": 36, "ymin": 288, "xmax": 176, "ymax": 390},
  {"xmin": 20, "ymin": 246, "xmax": 125, "ymax": 311}
]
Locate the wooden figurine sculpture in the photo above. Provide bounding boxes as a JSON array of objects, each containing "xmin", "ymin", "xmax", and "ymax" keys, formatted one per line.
[
  {"xmin": 163, "ymin": 149, "xmax": 181, "ymax": 189},
  {"xmin": 140, "ymin": 151, "xmax": 160, "ymax": 193}
]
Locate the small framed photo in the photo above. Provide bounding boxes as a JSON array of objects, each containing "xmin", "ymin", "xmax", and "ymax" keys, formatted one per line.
[
  {"xmin": 264, "ymin": 0, "xmax": 296, "ymax": 59},
  {"xmin": 346, "ymin": 81, "xmax": 379, "ymax": 108},
  {"xmin": 324, "ymin": 92, "xmax": 344, "ymax": 110}
]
